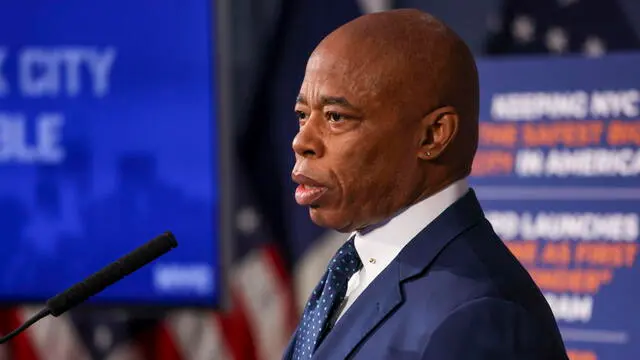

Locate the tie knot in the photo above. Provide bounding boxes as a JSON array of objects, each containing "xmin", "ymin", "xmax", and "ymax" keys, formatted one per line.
[{"xmin": 327, "ymin": 237, "xmax": 362, "ymax": 277}]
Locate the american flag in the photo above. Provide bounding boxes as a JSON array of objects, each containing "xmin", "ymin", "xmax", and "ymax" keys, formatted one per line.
[
  {"xmin": 2, "ymin": 0, "xmax": 639, "ymax": 359},
  {"xmin": 486, "ymin": 0, "xmax": 640, "ymax": 56}
]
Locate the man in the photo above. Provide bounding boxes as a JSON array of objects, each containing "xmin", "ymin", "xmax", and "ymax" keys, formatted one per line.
[{"xmin": 285, "ymin": 8, "xmax": 568, "ymax": 360}]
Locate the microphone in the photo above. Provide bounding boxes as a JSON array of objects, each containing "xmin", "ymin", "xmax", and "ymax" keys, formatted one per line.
[{"xmin": 0, "ymin": 231, "xmax": 178, "ymax": 345}]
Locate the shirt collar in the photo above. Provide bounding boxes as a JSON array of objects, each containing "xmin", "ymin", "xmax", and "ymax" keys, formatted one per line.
[{"xmin": 352, "ymin": 178, "xmax": 470, "ymax": 276}]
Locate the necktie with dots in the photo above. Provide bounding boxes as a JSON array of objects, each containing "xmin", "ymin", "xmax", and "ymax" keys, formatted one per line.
[{"xmin": 291, "ymin": 237, "xmax": 362, "ymax": 359}]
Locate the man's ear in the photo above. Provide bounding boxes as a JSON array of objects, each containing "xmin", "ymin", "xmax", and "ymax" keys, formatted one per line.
[{"xmin": 417, "ymin": 106, "xmax": 459, "ymax": 160}]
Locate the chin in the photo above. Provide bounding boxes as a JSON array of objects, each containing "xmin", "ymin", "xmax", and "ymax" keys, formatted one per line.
[{"xmin": 308, "ymin": 208, "xmax": 354, "ymax": 233}]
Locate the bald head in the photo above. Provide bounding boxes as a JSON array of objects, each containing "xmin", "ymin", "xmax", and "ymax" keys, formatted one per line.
[
  {"xmin": 292, "ymin": 9, "xmax": 479, "ymax": 231},
  {"xmin": 316, "ymin": 9, "xmax": 479, "ymax": 170}
]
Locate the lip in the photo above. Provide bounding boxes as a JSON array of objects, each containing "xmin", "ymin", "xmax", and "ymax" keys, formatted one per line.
[
  {"xmin": 291, "ymin": 172, "xmax": 329, "ymax": 206},
  {"xmin": 291, "ymin": 173, "xmax": 326, "ymax": 187}
]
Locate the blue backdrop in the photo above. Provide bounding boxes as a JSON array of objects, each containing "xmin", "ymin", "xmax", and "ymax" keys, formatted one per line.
[
  {"xmin": 0, "ymin": 1, "xmax": 221, "ymax": 306},
  {"xmin": 472, "ymin": 53, "xmax": 640, "ymax": 359}
]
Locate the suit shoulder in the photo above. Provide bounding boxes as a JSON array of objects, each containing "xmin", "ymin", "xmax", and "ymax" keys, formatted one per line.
[
  {"xmin": 405, "ymin": 219, "xmax": 554, "ymax": 326},
  {"xmin": 435, "ymin": 219, "xmax": 542, "ymax": 300},
  {"xmin": 423, "ymin": 297, "xmax": 569, "ymax": 359}
]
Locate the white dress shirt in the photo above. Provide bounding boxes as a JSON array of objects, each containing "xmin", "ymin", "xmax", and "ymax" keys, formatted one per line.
[{"xmin": 334, "ymin": 178, "xmax": 469, "ymax": 322}]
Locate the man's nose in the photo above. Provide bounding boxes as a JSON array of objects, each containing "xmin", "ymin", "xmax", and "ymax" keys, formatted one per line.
[{"xmin": 292, "ymin": 119, "xmax": 324, "ymax": 158}]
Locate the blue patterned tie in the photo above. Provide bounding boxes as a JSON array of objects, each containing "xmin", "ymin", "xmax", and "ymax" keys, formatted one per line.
[{"xmin": 291, "ymin": 237, "xmax": 362, "ymax": 359}]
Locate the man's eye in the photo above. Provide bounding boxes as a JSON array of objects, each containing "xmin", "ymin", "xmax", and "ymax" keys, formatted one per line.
[
  {"xmin": 295, "ymin": 111, "xmax": 307, "ymax": 120},
  {"xmin": 327, "ymin": 112, "xmax": 344, "ymax": 122}
]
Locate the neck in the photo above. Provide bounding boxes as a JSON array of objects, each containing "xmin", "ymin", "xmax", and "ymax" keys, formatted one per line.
[
  {"xmin": 410, "ymin": 167, "xmax": 467, "ymax": 207},
  {"xmin": 356, "ymin": 173, "xmax": 467, "ymax": 234}
]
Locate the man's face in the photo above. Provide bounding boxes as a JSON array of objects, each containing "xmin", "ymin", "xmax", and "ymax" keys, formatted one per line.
[{"xmin": 292, "ymin": 46, "xmax": 423, "ymax": 232}]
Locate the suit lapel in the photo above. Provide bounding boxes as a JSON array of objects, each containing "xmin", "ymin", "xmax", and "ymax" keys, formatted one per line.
[
  {"xmin": 395, "ymin": 189, "xmax": 485, "ymax": 281},
  {"xmin": 311, "ymin": 189, "xmax": 485, "ymax": 359}
]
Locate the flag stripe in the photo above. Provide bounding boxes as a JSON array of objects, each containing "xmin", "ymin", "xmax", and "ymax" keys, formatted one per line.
[
  {"xmin": 164, "ymin": 310, "xmax": 230, "ymax": 360},
  {"xmin": 263, "ymin": 245, "xmax": 298, "ymax": 331},
  {"xmin": 217, "ymin": 292, "xmax": 257, "ymax": 360},
  {"xmin": 105, "ymin": 342, "xmax": 144, "ymax": 360},
  {"xmin": 233, "ymin": 245, "xmax": 295, "ymax": 360},
  {"xmin": 0, "ymin": 308, "xmax": 39, "ymax": 360},
  {"xmin": 138, "ymin": 322, "xmax": 183, "ymax": 360},
  {"xmin": 18, "ymin": 306, "xmax": 90, "ymax": 360}
]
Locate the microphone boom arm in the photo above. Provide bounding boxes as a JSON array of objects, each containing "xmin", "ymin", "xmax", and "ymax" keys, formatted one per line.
[{"xmin": 0, "ymin": 231, "xmax": 178, "ymax": 345}]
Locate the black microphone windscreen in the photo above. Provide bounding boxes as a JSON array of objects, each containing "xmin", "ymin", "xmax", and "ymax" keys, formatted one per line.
[{"xmin": 45, "ymin": 231, "xmax": 178, "ymax": 316}]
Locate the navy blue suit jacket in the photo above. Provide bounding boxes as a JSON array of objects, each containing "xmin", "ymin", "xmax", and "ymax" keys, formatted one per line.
[{"xmin": 284, "ymin": 189, "xmax": 569, "ymax": 359}]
